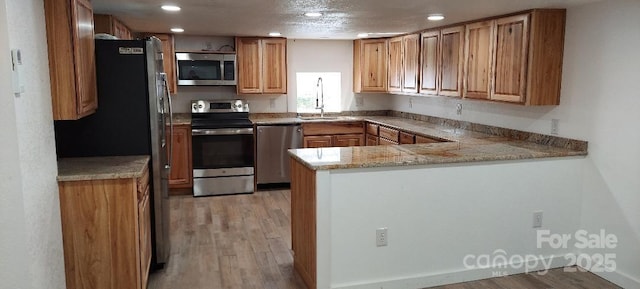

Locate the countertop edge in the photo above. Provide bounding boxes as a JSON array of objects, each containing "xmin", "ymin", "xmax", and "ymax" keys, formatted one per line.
[
  {"xmin": 57, "ymin": 156, "xmax": 150, "ymax": 182},
  {"xmin": 288, "ymin": 149, "xmax": 588, "ymax": 171}
]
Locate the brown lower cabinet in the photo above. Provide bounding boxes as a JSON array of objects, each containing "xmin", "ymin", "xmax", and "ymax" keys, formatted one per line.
[
  {"xmin": 365, "ymin": 134, "xmax": 378, "ymax": 146},
  {"xmin": 58, "ymin": 165, "xmax": 151, "ymax": 289},
  {"xmin": 379, "ymin": 137, "xmax": 399, "ymax": 145},
  {"xmin": 302, "ymin": 122, "xmax": 364, "ymax": 148},
  {"xmin": 416, "ymin": 135, "xmax": 441, "ymax": 144},
  {"xmin": 303, "ymin": 135, "xmax": 333, "ymax": 148},
  {"xmin": 167, "ymin": 124, "xmax": 192, "ymax": 191}
]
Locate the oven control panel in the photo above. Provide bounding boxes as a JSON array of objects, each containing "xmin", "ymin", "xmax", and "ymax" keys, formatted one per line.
[{"xmin": 191, "ymin": 99, "xmax": 249, "ymax": 113}]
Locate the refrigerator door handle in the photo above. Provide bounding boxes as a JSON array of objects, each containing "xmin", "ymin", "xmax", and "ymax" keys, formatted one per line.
[{"xmin": 161, "ymin": 72, "xmax": 174, "ymax": 172}]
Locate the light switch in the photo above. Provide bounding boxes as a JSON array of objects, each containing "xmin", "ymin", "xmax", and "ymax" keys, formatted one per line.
[{"xmin": 11, "ymin": 49, "xmax": 25, "ymax": 95}]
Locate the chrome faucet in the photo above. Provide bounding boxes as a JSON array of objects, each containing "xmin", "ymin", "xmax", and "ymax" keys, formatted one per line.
[{"xmin": 315, "ymin": 77, "xmax": 324, "ymax": 118}]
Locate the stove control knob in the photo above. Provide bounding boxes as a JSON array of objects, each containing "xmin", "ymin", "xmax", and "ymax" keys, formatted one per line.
[{"xmin": 198, "ymin": 104, "xmax": 203, "ymax": 109}]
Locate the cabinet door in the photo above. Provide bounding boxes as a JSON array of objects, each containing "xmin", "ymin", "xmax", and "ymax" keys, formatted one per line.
[
  {"xmin": 304, "ymin": 136, "xmax": 333, "ymax": 148},
  {"xmin": 74, "ymin": 0, "xmax": 98, "ymax": 117},
  {"xmin": 439, "ymin": 26, "xmax": 464, "ymax": 97},
  {"xmin": 492, "ymin": 14, "xmax": 529, "ymax": 103},
  {"xmin": 420, "ymin": 31, "xmax": 439, "ymax": 95},
  {"xmin": 366, "ymin": 134, "xmax": 378, "ymax": 146},
  {"xmin": 334, "ymin": 134, "xmax": 363, "ymax": 147},
  {"xmin": 387, "ymin": 37, "xmax": 403, "ymax": 92},
  {"xmin": 138, "ymin": 192, "xmax": 152, "ymax": 289},
  {"xmin": 237, "ymin": 38, "xmax": 263, "ymax": 94},
  {"xmin": 361, "ymin": 39, "xmax": 388, "ymax": 92},
  {"xmin": 402, "ymin": 34, "xmax": 420, "ymax": 93},
  {"xmin": 113, "ymin": 19, "xmax": 132, "ymax": 40},
  {"xmin": 262, "ymin": 38, "xmax": 287, "ymax": 94},
  {"xmin": 464, "ymin": 20, "xmax": 494, "ymax": 100},
  {"xmin": 168, "ymin": 125, "xmax": 192, "ymax": 189},
  {"xmin": 154, "ymin": 34, "xmax": 178, "ymax": 94}
]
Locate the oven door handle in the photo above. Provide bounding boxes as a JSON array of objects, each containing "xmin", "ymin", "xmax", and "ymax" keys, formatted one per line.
[{"xmin": 192, "ymin": 128, "xmax": 254, "ymax": 136}]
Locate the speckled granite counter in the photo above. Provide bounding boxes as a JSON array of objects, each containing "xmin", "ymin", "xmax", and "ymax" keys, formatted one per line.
[
  {"xmin": 286, "ymin": 115, "xmax": 588, "ymax": 170},
  {"xmin": 57, "ymin": 156, "xmax": 150, "ymax": 181},
  {"xmin": 172, "ymin": 113, "xmax": 191, "ymax": 125}
]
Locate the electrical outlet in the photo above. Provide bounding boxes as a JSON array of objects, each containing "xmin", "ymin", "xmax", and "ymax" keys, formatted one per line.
[
  {"xmin": 376, "ymin": 228, "xmax": 388, "ymax": 247},
  {"xmin": 551, "ymin": 119, "xmax": 559, "ymax": 135},
  {"xmin": 533, "ymin": 211, "xmax": 543, "ymax": 228},
  {"xmin": 269, "ymin": 98, "xmax": 276, "ymax": 109},
  {"xmin": 456, "ymin": 103, "xmax": 463, "ymax": 115},
  {"xmin": 356, "ymin": 95, "xmax": 364, "ymax": 107}
]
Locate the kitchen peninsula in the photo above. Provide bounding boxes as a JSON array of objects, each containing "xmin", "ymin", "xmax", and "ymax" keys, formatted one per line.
[{"xmin": 287, "ymin": 115, "xmax": 588, "ymax": 289}]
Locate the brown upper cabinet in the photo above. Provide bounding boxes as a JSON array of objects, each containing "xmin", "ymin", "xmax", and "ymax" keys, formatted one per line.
[
  {"xmin": 353, "ymin": 39, "xmax": 388, "ymax": 93},
  {"xmin": 45, "ymin": 0, "xmax": 98, "ymax": 120},
  {"xmin": 464, "ymin": 20, "xmax": 494, "ymax": 100},
  {"xmin": 464, "ymin": 10, "xmax": 566, "ymax": 105},
  {"xmin": 420, "ymin": 26, "xmax": 465, "ymax": 97},
  {"xmin": 355, "ymin": 9, "xmax": 565, "ymax": 106},
  {"xmin": 387, "ymin": 37, "xmax": 403, "ymax": 93},
  {"xmin": 94, "ymin": 14, "xmax": 133, "ymax": 40},
  {"xmin": 402, "ymin": 34, "xmax": 420, "ymax": 93},
  {"xmin": 236, "ymin": 37, "xmax": 287, "ymax": 94},
  {"xmin": 387, "ymin": 34, "xmax": 420, "ymax": 94},
  {"xmin": 140, "ymin": 33, "xmax": 178, "ymax": 94}
]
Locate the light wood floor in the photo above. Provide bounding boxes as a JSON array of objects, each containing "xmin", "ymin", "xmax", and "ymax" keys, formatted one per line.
[
  {"xmin": 149, "ymin": 190, "xmax": 620, "ymax": 289},
  {"xmin": 428, "ymin": 268, "xmax": 621, "ymax": 289},
  {"xmin": 148, "ymin": 190, "xmax": 307, "ymax": 289}
]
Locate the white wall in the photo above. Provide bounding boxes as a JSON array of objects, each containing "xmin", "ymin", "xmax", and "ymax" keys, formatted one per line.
[
  {"xmin": 2, "ymin": 0, "xmax": 67, "ymax": 288},
  {"xmin": 286, "ymin": 39, "xmax": 389, "ymax": 113},
  {"xmin": 0, "ymin": 0, "xmax": 31, "ymax": 287},
  {"xmin": 319, "ymin": 158, "xmax": 584, "ymax": 289},
  {"xmin": 171, "ymin": 39, "xmax": 390, "ymax": 113},
  {"xmin": 387, "ymin": 1, "xmax": 640, "ymax": 286}
]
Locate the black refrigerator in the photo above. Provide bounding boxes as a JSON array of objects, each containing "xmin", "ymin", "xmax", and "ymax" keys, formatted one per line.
[{"xmin": 54, "ymin": 38, "xmax": 173, "ymax": 267}]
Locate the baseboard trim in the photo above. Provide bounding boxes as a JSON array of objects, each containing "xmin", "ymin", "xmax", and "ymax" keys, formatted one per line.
[
  {"xmin": 332, "ymin": 255, "xmax": 570, "ymax": 289},
  {"xmin": 590, "ymin": 269, "xmax": 640, "ymax": 289}
]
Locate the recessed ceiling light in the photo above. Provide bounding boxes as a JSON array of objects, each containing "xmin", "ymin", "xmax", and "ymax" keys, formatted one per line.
[
  {"xmin": 357, "ymin": 33, "xmax": 369, "ymax": 38},
  {"xmin": 161, "ymin": 5, "xmax": 181, "ymax": 12},
  {"xmin": 304, "ymin": 12, "xmax": 322, "ymax": 17},
  {"xmin": 269, "ymin": 32, "xmax": 282, "ymax": 37},
  {"xmin": 427, "ymin": 14, "xmax": 445, "ymax": 21},
  {"xmin": 170, "ymin": 28, "xmax": 184, "ymax": 33}
]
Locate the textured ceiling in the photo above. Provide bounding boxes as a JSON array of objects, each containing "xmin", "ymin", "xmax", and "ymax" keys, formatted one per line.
[{"xmin": 92, "ymin": 0, "xmax": 600, "ymax": 39}]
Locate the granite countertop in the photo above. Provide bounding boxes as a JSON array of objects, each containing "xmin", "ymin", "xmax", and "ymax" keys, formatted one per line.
[
  {"xmin": 286, "ymin": 116, "xmax": 588, "ymax": 170},
  {"xmin": 172, "ymin": 113, "xmax": 191, "ymax": 125},
  {"xmin": 57, "ymin": 155, "xmax": 150, "ymax": 181}
]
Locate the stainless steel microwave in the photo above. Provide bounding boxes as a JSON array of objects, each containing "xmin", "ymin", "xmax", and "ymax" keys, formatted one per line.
[{"xmin": 175, "ymin": 52, "xmax": 237, "ymax": 86}]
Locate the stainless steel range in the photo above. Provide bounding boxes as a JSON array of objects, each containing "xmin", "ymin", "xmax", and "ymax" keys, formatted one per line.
[{"xmin": 191, "ymin": 100, "xmax": 254, "ymax": 197}]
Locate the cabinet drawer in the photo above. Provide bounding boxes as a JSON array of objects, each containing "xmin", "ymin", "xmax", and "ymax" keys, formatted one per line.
[
  {"xmin": 399, "ymin": 132, "xmax": 415, "ymax": 144},
  {"xmin": 302, "ymin": 122, "xmax": 364, "ymax": 136},
  {"xmin": 137, "ymin": 166, "xmax": 149, "ymax": 200},
  {"xmin": 378, "ymin": 126, "xmax": 399, "ymax": 142},
  {"xmin": 379, "ymin": 137, "xmax": 399, "ymax": 146},
  {"xmin": 365, "ymin": 123, "xmax": 379, "ymax": 136},
  {"xmin": 415, "ymin": 135, "xmax": 441, "ymax": 144}
]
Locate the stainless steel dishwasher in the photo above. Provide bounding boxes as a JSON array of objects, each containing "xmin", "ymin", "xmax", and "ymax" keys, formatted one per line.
[{"xmin": 256, "ymin": 124, "xmax": 303, "ymax": 185}]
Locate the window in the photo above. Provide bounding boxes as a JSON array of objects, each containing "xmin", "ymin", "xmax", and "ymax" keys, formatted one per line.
[{"xmin": 296, "ymin": 72, "xmax": 341, "ymax": 113}]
